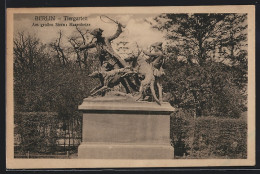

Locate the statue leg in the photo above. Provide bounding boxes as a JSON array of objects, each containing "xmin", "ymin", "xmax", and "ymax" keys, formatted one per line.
[
  {"xmin": 125, "ymin": 77, "xmax": 139, "ymax": 92},
  {"xmin": 91, "ymin": 86, "xmax": 108, "ymax": 96},
  {"xmin": 150, "ymin": 80, "xmax": 161, "ymax": 105},
  {"xmin": 90, "ymin": 85, "xmax": 103, "ymax": 94},
  {"xmin": 134, "ymin": 74, "xmax": 141, "ymax": 86},
  {"xmin": 120, "ymin": 78, "xmax": 131, "ymax": 93},
  {"xmin": 157, "ymin": 79, "xmax": 163, "ymax": 103},
  {"xmin": 136, "ymin": 83, "xmax": 144, "ymax": 101}
]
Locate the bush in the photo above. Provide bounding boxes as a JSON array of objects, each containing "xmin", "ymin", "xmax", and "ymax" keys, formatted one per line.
[
  {"xmin": 170, "ymin": 110, "xmax": 193, "ymax": 156},
  {"xmin": 14, "ymin": 112, "xmax": 59, "ymax": 153},
  {"xmin": 171, "ymin": 111, "xmax": 247, "ymax": 159}
]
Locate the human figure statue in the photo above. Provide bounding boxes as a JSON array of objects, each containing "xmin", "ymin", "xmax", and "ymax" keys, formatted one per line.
[
  {"xmin": 143, "ymin": 42, "xmax": 165, "ymax": 78},
  {"xmin": 79, "ymin": 24, "xmax": 127, "ymax": 68},
  {"xmin": 78, "ymin": 22, "xmax": 139, "ymax": 93},
  {"xmin": 142, "ymin": 42, "xmax": 165, "ymax": 102}
]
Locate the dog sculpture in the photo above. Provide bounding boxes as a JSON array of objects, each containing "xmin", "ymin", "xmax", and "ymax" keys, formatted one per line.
[{"xmin": 89, "ymin": 66, "xmax": 135, "ymax": 96}]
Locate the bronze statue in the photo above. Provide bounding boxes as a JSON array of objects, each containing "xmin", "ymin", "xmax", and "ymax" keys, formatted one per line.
[
  {"xmin": 134, "ymin": 42, "xmax": 165, "ymax": 105},
  {"xmin": 143, "ymin": 42, "xmax": 165, "ymax": 78},
  {"xmin": 142, "ymin": 42, "xmax": 165, "ymax": 102},
  {"xmin": 79, "ymin": 25, "xmax": 127, "ymax": 68},
  {"xmin": 78, "ymin": 21, "xmax": 138, "ymax": 93},
  {"xmin": 79, "ymin": 16, "xmax": 166, "ymax": 105}
]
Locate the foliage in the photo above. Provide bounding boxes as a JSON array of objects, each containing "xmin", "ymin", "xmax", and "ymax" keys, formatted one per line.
[
  {"xmin": 170, "ymin": 109, "xmax": 193, "ymax": 156},
  {"xmin": 14, "ymin": 112, "xmax": 59, "ymax": 153},
  {"xmin": 163, "ymin": 59, "xmax": 247, "ymax": 117},
  {"xmin": 13, "ymin": 33, "xmax": 96, "ymax": 152},
  {"xmin": 171, "ymin": 112, "xmax": 247, "ymax": 159},
  {"xmin": 154, "ymin": 13, "xmax": 248, "ymax": 117}
]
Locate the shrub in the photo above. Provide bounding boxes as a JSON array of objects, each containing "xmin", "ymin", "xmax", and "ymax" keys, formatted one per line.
[
  {"xmin": 14, "ymin": 112, "xmax": 59, "ymax": 153},
  {"xmin": 170, "ymin": 109, "xmax": 194, "ymax": 156},
  {"xmin": 171, "ymin": 111, "xmax": 247, "ymax": 159}
]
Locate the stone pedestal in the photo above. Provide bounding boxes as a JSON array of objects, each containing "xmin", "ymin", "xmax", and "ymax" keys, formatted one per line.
[{"xmin": 78, "ymin": 96, "xmax": 175, "ymax": 159}]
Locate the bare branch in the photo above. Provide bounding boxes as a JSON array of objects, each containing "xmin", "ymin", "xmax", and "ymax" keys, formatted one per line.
[{"xmin": 75, "ymin": 26, "xmax": 86, "ymax": 44}]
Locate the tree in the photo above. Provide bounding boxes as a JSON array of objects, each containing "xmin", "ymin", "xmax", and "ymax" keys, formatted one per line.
[
  {"xmin": 49, "ymin": 30, "xmax": 68, "ymax": 66},
  {"xmin": 14, "ymin": 32, "xmax": 54, "ymax": 112},
  {"xmin": 68, "ymin": 26, "xmax": 90, "ymax": 70},
  {"xmin": 217, "ymin": 14, "xmax": 248, "ymax": 89},
  {"xmin": 154, "ymin": 13, "xmax": 248, "ymax": 117},
  {"xmin": 14, "ymin": 32, "xmax": 97, "ymax": 153},
  {"xmin": 155, "ymin": 14, "xmax": 226, "ymax": 65}
]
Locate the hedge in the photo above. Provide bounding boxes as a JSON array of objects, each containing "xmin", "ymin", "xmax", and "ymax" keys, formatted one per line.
[{"xmin": 170, "ymin": 110, "xmax": 247, "ymax": 159}]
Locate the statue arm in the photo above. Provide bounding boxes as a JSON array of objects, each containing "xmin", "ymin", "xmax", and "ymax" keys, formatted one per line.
[
  {"xmin": 107, "ymin": 24, "xmax": 123, "ymax": 41},
  {"xmin": 143, "ymin": 50, "xmax": 152, "ymax": 56},
  {"xmin": 79, "ymin": 42, "xmax": 96, "ymax": 50}
]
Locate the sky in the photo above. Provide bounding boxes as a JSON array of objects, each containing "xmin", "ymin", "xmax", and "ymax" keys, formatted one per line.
[{"xmin": 14, "ymin": 13, "xmax": 165, "ymax": 49}]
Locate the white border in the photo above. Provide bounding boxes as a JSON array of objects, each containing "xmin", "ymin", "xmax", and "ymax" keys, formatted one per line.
[{"xmin": 6, "ymin": 5, "xmax": 255, "ymax": 168}]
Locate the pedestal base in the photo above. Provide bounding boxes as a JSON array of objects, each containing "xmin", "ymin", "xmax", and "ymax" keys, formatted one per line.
[
  {"xmin": 78, "ymin": 96, "xmax": 175, "ymax": 159},
  {"xmin": 78, "ymin": 143, "xmax": 174, "ymax": 159}
]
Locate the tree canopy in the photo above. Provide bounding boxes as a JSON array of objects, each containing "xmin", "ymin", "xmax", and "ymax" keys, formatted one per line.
[{"xmin": 153, "ymin": 13, "xmax": 247, "ymax": 117}]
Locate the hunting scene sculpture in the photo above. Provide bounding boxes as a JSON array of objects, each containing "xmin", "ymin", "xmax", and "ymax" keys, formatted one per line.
[{"xmin": 77, "ymin": 16, "xmax": 166, "ymax": 105}]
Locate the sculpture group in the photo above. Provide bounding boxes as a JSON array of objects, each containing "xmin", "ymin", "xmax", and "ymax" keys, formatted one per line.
[{"xmin": 78, "ymin": 18, "xmax": 165, "ymax": 105}]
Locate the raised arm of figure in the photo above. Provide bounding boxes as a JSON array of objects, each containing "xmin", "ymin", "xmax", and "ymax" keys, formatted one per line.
[{"xmin": 107, "ymin": 24, "xmax": 123, "ymax": 42}]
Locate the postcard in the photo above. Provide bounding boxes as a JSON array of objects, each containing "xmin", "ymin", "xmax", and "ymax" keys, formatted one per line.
[{"xmin": 6, "ymin": 5, "xmax": 255, "ymax": 168}]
